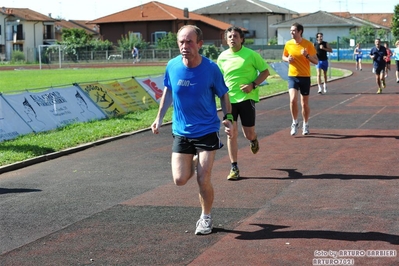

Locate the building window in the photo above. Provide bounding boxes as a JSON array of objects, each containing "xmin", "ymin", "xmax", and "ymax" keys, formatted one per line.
[
  {"xmin": 9, "ymin": 24, "xmax": 23, "ymax": 41},
  {"xmin": 243, "ymin": 19, "xmax": 250, "ymax": 30},
  {"xmin": 152, "ymin": 31, "xmax": 166, "ymax": 44},
  {"xmin": 16, "ymin": 25, "xmax": 23, "ymax": 40},
  {"xmin": 130, "ymin": 32, "xmax": 142, "ymax": 40},
  {"xmin": 43, "ymin": 25, "xmax": 53, "ymax": 39},
  {"xmin": 13, "ymin": 43, "xmax": 23, "ymax": 51}
]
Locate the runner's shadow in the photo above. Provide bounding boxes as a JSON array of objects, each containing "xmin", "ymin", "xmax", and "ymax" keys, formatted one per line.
[
  {"xmin": 305, "ymin": 133, "xmax": 399, "ymax": 140},
  {"xmin": 239, "ymin": 169, "xmax": 399, "ymax": 180},
  {"xmin": 0, "ymin": 188, "xmax": 42, "ymax": 195},
  {"xmin": 341, "ymin": 92, "xmax": 399, "ymax": 95},
  {"xmin": 214, "ymin": 224, "xmax": 399, "ymax": 244}
]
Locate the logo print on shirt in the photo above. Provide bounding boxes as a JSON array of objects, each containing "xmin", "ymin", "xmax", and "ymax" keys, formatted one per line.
[{"xmin": 177, "ymin": 80, "xmax": 197, "ymax": 86}]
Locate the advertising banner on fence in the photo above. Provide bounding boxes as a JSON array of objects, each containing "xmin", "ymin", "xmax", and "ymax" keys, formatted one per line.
[
  {"xmin": 1, "ymin": 75, "xmax": 165, "ymax": 142},
  {"xmin": 2, "ymin": 86, "xmax": 106, "ymax": 133},
  {"xmin": 135, "ymin": 75, "xmax": 165, "ymax": 103},
  {"xmin": 78, "ymin": 82, "xmax": 129, "ymax": 117},
  {"xmin": 98, "ymin": 80, "xmax": 145, "ymax": 112},
  {"xmin": 0, "ymin": 96, "xmax": 34, "ymax": 142},
  {"xmin": 78, "ymin": 78, "xmax": 159, "ymax": 117},
  {"xmin": 119, "ymin": 79, "xmax": 158, "ymax": 109}
]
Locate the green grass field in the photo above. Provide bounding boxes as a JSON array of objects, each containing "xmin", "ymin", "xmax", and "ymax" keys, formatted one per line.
[{"xmin": 0, "ymin": 64, "xmax": 346, "ymax": 167}]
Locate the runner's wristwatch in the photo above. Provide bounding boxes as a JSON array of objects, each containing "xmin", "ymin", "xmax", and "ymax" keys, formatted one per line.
[{"xmin": 223, "ymin": 113, "xmax": 234, "ymax": 123}]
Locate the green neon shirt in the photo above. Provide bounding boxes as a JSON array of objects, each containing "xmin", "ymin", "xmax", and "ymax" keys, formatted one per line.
[{"xmin": 217, "ymin": 46, "xmax": 268, "ymax": 103}]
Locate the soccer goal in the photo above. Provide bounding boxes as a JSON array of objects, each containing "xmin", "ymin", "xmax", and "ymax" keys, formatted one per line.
[{"xmin": 38, "ymin": 45, "xmax": 64, "ymax": 69}]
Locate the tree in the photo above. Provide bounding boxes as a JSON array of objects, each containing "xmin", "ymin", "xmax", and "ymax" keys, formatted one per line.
[
  {"xmin": 392, "ymin": 4, "xmax": 399, "ymax": 41},
  {"xmin": 376, "ymin": 29, "xmax": 390, "ymax": 42},
  {"xmin": 156, "ymin": 32, "xmax": 178, "ymax": 49},
  {"xmin": 350, "ymin": 25, "xmax": 375, "ymax": 45},
  {"xmin": 59, "ymin": 28, "xmax": 93, "ymax": 61},
  {"xmin": 117, "ymin": 32, "xmax": 148, "ymax": 52},
  {"xmin": 58, "ymin": 28, "xmax": 113, "ymax": 61},
  {"xmin": 90, "ymin": 38, "xmax": 113, "ymax": 51}
]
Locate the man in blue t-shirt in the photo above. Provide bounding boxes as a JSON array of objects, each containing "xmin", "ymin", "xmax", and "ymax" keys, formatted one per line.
[
  {"xmin": 370, "ymin": 38, "xmax": 388, "ymax": 94},
  {"xmin": 151, "ymin": 25, "xmax": 233, "ymax": 236}
]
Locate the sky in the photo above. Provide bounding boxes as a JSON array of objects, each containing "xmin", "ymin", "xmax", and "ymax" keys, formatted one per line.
[{"xmin": 1, "ymin": 0, "xmax": 397, "ymax": 21}]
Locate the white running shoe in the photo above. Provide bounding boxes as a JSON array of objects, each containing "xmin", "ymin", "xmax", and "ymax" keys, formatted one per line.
[
  {"xmin": 290, "ymin": 123, "xmax": 299, "ymax": 136},
  {"xmin": 323, "ymin": 87, "xmax": 327, "ymax": 94},
  {"xmin": 317, "ymin": 87, "xmax": 322, "ymax": 94},
  {"xmin": 195, "ymin": 217, "xmax": 213, "ymax": 235},
  {"xmin": 302, "ymin": 124, "xmax": 310, "ymax": 135}
]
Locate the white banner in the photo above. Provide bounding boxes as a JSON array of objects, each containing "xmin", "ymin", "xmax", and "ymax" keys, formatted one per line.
[
  {"xmin": 3, "ymin": 86, "xmax": 106, "ymax": 133},
  {"xmin": 0, "ymin": 96, "xmax": 34, "ymax": 142},
  {"xmin": 135, "ymin": 75, "xmax": 165, "ymax": 103}
]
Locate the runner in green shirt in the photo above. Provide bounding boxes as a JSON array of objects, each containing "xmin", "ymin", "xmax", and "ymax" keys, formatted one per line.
[{"xmin": 217, "ymin": 26, "xmax": 270, "ymax": 180}]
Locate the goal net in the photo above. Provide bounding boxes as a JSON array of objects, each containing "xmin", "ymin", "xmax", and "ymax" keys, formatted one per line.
[{"xmin": 38, "ymin": 45, "xmax": 64, "ymax": 69}]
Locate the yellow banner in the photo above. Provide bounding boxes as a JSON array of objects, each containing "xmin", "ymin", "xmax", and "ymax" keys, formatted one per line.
[
  {"xmin": 119, "ymin": 79, "xmax": 158, "ymax": 109},
  {"xmin": 79, "ymin": 82, "xmax": 127, "ymax": 117}
]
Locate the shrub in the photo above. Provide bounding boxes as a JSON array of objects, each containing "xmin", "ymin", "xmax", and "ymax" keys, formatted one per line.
[
  {"xmin": 11, "ymin": 50, "xmax": 25, "ymax": 62},
  {"xmin": 201, "ymin": 45, "xmax": 220, "ymax": 60}
]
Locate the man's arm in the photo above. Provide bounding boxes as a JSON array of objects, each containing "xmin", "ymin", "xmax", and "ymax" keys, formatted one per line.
[
  {"xmin": 151, "ymin": 87, "xmax": 172, "ymax": 134},
  {"xmin": 307, "ymin": 54, "xmax": 318, "ymax": 64},
  {"xmin": 219, "ymin": 93, "xmax": 233, "ymax": 138},
  {"xmin": 254, "ymin": 69, "xmax": 270, "ymax": 87},
  {"xmin": 324, "ymin": 42, "xmax": 333, "ymax": 53}
]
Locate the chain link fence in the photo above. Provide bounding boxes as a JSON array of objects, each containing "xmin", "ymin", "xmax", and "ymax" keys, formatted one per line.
[{"xmin": 24, "ymin": 38, "xmax": 391, "ymax": 68}]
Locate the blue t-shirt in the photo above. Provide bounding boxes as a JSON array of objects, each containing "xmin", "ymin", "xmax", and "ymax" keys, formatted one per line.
[
  {"xmin": 370, "ymin": 46, "xmax": 387, "ymax": 67},
  {"xmin": 164, "ymin": 55, "xmax": 229, "ymax": 138},
  {"xmin": 393, "ymin": 47, "xmax": 399, "ymax": 61},
  {"xmin": 355, "ymin": 48, "xmax": 362, "ymax": 59}
]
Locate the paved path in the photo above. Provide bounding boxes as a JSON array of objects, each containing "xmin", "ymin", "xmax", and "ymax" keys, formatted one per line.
[{"xmin": 1, "ymin": 62, "xmax": 399, "ymax": 265}]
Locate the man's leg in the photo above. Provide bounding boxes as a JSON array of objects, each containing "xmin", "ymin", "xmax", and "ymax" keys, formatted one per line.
[
  {"xmin": 171, "ymin": 152, "xmax": 196, "ymax": 186},
  {"xmin": 242, "ymin": 125, "xmax": 259, "ymax": 154},
  {"xmin": 227, "ymin": 122, "xmax": 240, "ymax": 180},
  {"xmin": 301, "ymin": 94, "xmax": 310, "ymax": 123},
  {"xmin": 227, "ymin": 122, "xmax": 239, "ymax": 164},
  {"xmin": 289, "ymin": 89, "xmax": 299, "ymax": 135},
  {"xmin": 396, "ymin": 61, "xmax": 399, "ymax": 82},
  {"xmin": 242, "ymin": 125, "xmax": 257, "ymax": 143},
  {"xmin": 375, "ymin": 71, "xmax": 382, "ymax": 93},
  {"xmin": 316, "ymin": 68, "xmax": 322, "ymax": 93},
  {"xmin": 289, "ymin": 89, "xmax": 299, "ymax": 121},
  {"xmin": 301, "ymin": 94, "xmax": 310, "ymax": 135},
  {"xmin": 195, "ymin": 149, "xmax": 216, "ymax": 235},
  {"xmin": 323, "ymin": 68, "xmax": 328, "ymax": 93},
  {"xmin": 197, "ymin": 149, "xmax": 216, "ymax": 215},
  {"xmin": 380, "ymin": 70, "xmax": 386, "ymax": 89}
]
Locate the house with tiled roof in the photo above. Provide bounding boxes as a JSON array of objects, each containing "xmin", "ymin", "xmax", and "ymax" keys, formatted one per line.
[
  {"xmin": 89, "ymin": 1, "xmax": 233, "ymax": 46},
  {"xmin": 270, "ymin": 11, "xmax": 389, "ymax": 45},
  {"xmin": 335, "ymin": 12, "xmax": 393, "ymax": 29},
  {"xmin": 54, "ymin": 19, "xmax": 100, "ymax": 42},
  {"xmin": 0, "ymin": 7, "xmax": 56, "ymax": 61},
  {"xmin": 272, "ymin": 11, "xmax": 394, "ymax": 45},
  {"xmin": 193, "ymin": 0, "xmax": 298, "ymax": 45}
]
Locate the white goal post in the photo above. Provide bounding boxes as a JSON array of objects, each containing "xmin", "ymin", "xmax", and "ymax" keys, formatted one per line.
[{"xmin": 38, "ymin": 45, "xmax": 63, "ymax": 69}]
